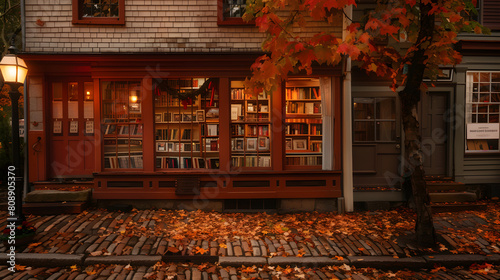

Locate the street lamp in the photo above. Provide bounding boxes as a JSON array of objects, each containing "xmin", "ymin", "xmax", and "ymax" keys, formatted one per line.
[{"xmin": 0, "ymin": 44, "xmax": 28, "ymax": 223}]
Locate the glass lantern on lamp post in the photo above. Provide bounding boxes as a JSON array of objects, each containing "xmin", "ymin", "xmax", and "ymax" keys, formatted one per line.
[{"xmin": 0, "ymin": 45, "xmax": 28, "ymax": 223}]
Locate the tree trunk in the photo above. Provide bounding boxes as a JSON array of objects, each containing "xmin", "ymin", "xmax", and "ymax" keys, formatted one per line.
[{"xmin": 398, "ymin": 0, "xmax": 437, "ymax": 247}]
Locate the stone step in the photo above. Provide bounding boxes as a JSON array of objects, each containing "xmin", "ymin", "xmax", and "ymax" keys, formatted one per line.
[
  {"xmin": 429, "ymin": 192, "xmax": 477, "ymax": 203},
  {"xmin": 431, "ymin": 202, "xmax": 488, "ymax": 213},
  {"xmin": 426, "ymin": 182, "xmax": 468, "ymax": 192},
  {"xmin": 25, "ymin": 189, "xmax": 92, "ymax": 203},
  {"xmin": 425, "ymin": 176, "xmax": 453, "ymax": 182},
  {"xmin": 23, "ymin": 201, "xmax": 88, "ymax": 215}
]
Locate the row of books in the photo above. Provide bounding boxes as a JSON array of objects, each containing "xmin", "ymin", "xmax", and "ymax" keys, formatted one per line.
[
  {"xmin": 287, "ymin": 101, "xmax": 321, "ymax": 114},
  {"xmin": 286, "ymin": 123, "xmax": 309, "ymax": 135},
  {"xmin": 157, "ymin": 142, "xmax": 201, "ymax": 152},
  {"xmin": 231, "ymin": 156, "xmax": 271, "ymax": 167},
  {"xmin": 155, "ymin": 157, "xmax": 220, "ymax": 169},
  {"xmin": 104, "ymin": 138, "xmax": 142, "ymax": 146},
  {"xmin": 246, "ymin": 125, "xmax": 269, "ymax": 137},
  {"xmin": 285, "ymin": 155, "xmax": 322, "ymax": 166},
  {"xmin": 231, "ymin": 88, "xmax": 269, "ymax": 100},
  {"xmin": 104, "ymin": 155, "xmax": 143, "ymax": 169},
  {"xmin": 286, "ymin": 87, "xmax": 321, "ymax": 100},
  {"xmin": 155, "ymin": 128, "xmax": 199, "ymax": 141},
  {"xmin": 310, "ymin": 124, "xmax": 322, "ymax": 136},
  {"xmin": 103, "ymin": 124, "xmax": 143, "ymax": 136},
  {"xmin": 310, "ymin": 141, "xmax": 322, "ymax": 152}
]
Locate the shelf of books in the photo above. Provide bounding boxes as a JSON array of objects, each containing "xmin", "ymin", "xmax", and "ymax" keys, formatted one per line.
[
  {"xmin": 154, "ymin": 78, "xmax": 220, "ymax": 169},
  {"xmin": 285, "ymin": 80, "xmax": 322, "ymax": 168},
  {"xmin": 102, "ymin": 81, "xmax": 144, "ymax": 169},
  {"xmin": 230, "ymin": 81, "xmax": 271, "ymax": 168}
]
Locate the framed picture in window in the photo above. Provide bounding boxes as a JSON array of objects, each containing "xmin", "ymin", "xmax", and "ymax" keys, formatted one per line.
[
  {"xmin": 163, "ymin": 112, "xmax": 171, "ymax": 122},
  {"xmin": 293, "ymin": 139, "xmax": 307, "ymax": 150},
  {"xmin": 155, "ymin": 113, "xmax": 162, "ymax": 122},
  {"xmin": 196, "ymin": 110, "xmax": 205, "ymax": 122},
  {"xmin": 233, "ymin": 138, "xmax": 244, "ymax": 151},
  {"xmin": 285, "ymin": 138, "xmax": 292, "ymax": 150},
  {"xmin": 258, "ymin": 137, "xmax": 269, "ymax": 150},
  {"xmin": 183, "ymin": 113, "xmax": 193, "ymax": 122},
  {"xmin": 246, "ymin": 138, "xmax": 257, "ymax": 151},
  {"xmin": 173, "ymin": 113, "xmax": 182, "ymax": 122},
  {"xmin": 53, "ymin": 120, "xmax": 62, "ymax": 134}
]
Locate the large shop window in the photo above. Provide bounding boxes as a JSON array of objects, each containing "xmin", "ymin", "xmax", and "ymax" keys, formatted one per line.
[
  {"xmin": 466, "ymin": 72, "xmax": 500, "ymax": 152},
  {"xmin": 154, "ymin": 78, "xmax": 220, "ymax": 169},
  {"xmin": 102, "ymin": 81, "xmax": 143, "ymax": 169},
  {"xmin": 72, "ymin": 0, "xmax": 125, "ymax": 25},
  {"xmin": 285, "ymin": 79, "xmax": 324, "ymax": 167},
  {"xmin": 353, "ymin": 98, "xmax": 396, "ymax": 142},
  {"xmin": 230, "ymin": 81, "xmax": 271, "ymax": 168}
]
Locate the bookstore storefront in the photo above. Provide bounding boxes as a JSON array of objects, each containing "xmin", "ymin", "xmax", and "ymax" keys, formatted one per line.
[{"xmin": 26, "ymin": 55, "xmax": 343, "ymax": 201}]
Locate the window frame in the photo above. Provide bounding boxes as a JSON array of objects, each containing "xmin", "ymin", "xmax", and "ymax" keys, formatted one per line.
[
  {"xmin": 353, "ymin": 97, "xmax": 397, "ymax": 143},
  {"xmin": 465, "ymin": 71, "xmax": 500, "ymax": 153},
  {"xmin": 217, "ymin": 0, "xmax": 254, "ymax": 26},
  {"xmin": 72, "ymin": 0, "xmax": 125, "ymax": 25}
]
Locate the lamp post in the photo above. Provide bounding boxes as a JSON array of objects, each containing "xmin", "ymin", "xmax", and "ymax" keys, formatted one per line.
[{"xmin": 0, "ymin": 44, "xmax": 28, "ymax": 223}]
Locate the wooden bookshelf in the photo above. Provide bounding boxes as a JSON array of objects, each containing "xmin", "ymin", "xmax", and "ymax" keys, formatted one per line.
[
  {"xmin": 230, "ymin": 81, "xmax": 271, "ymax": 168},
  {"xmin": 285, "ymin": 83, "xmax": 322, "ymax": 167},
  {"xmin": 154, "ymin": 78, "xmax": 220, "ymax": 169},
  {"xmin": 102, "ymin": 81, "xmax": 144, "ymax": 169}
]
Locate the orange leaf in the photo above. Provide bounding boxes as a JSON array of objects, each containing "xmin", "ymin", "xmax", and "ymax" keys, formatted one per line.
[
  {"xmin": 15, "ymin": 264, "xmax": 26, "ymax": 271},
  {"xmin": 167, "ymin": 247, "xmax": 180, "ymax": 253}
]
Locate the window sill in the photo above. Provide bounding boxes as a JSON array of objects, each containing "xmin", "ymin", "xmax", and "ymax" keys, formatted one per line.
[
  {"xmin": 217, "ymin": 18, "xmax": 255, "ymax": 26},
  {"xmin": 72, "ymin": 18, "xmax": 125, "ymax": 25}
]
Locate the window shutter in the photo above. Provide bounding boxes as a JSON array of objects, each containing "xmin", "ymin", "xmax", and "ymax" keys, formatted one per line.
[{"xmin": 483, "ymin": 0, "xmax": 500, "ymax": 31}]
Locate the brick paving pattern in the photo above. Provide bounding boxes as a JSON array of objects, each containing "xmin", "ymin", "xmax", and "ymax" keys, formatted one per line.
[{"xmin": 1, "ymin": 209, "xmax": 499, "ymax": 258}]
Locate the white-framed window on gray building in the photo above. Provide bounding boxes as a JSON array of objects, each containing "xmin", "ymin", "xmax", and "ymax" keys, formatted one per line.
[{"xmin": 466, "ymin": 71, "xmax": 500, "ymax": 152}]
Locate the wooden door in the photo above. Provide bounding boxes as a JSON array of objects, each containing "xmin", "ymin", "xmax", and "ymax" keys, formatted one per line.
[
  {"xmin": 421, "ymin": 92, "xmax": 448, "ymax": 176},
  {"xmin": 352, "ymin": 97, "xmax": 402, "ymax": 188},
  {"xmin": 49, "ymin": 80, "xmax": 95, "ymax": 178}
]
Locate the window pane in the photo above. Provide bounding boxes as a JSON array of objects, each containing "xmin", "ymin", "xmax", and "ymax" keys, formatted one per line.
[
  {"xmin": 478, "ymin": 114, "xmax": 487, "ymax": 122},
  {"xmin": 376, "ymin": 121, "xmax": 396, "ymax": 141},
  {"xmin": 480, "ymin": 72, "xmax": 490, "ymax": 83},
  {"xmin": 154, "ymin": 78, "xmax": 219, "ymax": 169},
  {"xmin": 353, "ymin": 98, "xmax": 374, "ymax": 119},
  {"xmin": 354, "ymin": 121, "xmax": 375, "ymax": 141},
  {"xmin": 492, "ymin": 93, "xmax": 500, "ymax": 102},
  {"xmin": 376, "ymin": 98, "xmax": 396, "ymax": 119}
]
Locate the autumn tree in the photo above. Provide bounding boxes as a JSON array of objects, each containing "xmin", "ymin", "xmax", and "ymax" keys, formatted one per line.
[{"xmin": 244, "ymin": 0, "xmax": 488, "ymax": 247}]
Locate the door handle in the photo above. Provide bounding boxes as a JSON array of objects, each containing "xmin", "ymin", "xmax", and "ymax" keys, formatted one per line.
[{"xmin": 396, "ymin": 144, "xmax": 401, "ymax": 149}]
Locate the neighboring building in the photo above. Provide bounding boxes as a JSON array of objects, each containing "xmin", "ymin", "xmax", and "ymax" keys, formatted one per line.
[
  {"xmin": 22, "ymin": 0, "xmax": 346, "ymax": 211},
  {"xmin": 351, "ymin": 0, "xmax": 500, "ymax": 203}
]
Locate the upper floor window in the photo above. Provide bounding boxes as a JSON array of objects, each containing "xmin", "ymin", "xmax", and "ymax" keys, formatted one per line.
[
  {"xmin": 72, "ymin": 0, "xmax": 125, "ymax": 25},
  {"xmin": 464, "ymin": 0, "xmax": 500, "ymax": 31},
  {"xmin": 217, "ymin": 0, "xmax": 254, "ymax": 26}
]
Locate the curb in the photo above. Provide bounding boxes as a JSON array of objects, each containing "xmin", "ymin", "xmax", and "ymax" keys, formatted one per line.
[
  {"xmin": 0, "ymin": 253, "xmax": 84, "ymax": 267},
  {"xmin": 3, "ymin": 253, "xmax": 500, "ymax": 268},
  {"xmin": 84, "ymin": 255, "xmax": 162, "ymax": 266}
]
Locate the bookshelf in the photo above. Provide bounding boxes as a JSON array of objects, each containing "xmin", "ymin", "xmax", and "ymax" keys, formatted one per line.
[
  {"xmin": 230, "ymin": 81, "xmax": 271, "ymax": 168},
  {"xmin": 285, "ymin": 80, "xmax": 322, "ymax": 167},
  {"xmin": 154, "ymin": 78, "xmax": 220, "ymax": 169},
  {"xmin": 102, "ymin": 81, "xmax": 144, "ymax": 169}
]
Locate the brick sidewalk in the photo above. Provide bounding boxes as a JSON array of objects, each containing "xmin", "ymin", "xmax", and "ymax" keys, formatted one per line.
[{"xmin": 1, "ymin": 206, "xmax": 499, "ymax": 258}]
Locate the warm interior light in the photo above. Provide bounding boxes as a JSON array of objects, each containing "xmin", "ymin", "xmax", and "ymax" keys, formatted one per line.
[
  {"xmin": 0, "ymin": 54, "xmax": 28, "ymax": 84},
  {"xmin": 130, "ymin": 95, "xmax": 138, "ymax": 103},
  {"xmin": 86, "ymin": 91, "xmax": 91, "ymax": 95}
]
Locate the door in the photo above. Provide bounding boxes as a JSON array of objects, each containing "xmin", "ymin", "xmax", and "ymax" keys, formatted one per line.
[
  {"xmin": 49, "ymin": 80, "xmax": 95, "ymax": 178},
  {"xmin": 420, "ymin": 92, "xmax": 448, "ymax": 176},
  {"xmin": 352, "ymin": 97, "xmax": 402, "ymax": 187}
]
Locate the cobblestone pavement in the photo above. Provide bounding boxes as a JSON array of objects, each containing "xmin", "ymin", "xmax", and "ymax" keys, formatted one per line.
[
  {"xmin": 1, "ymin": 263, "xmax": 500, "ymax": 280},
  {"xmin": 0, "ymin": 205, "xmax": 499, "ymax": 258}
]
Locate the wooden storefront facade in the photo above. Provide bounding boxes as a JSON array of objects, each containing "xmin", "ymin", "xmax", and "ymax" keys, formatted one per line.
[{"xmin": 24, "ymin": 54, "xmax": 344, "ymax": 201}]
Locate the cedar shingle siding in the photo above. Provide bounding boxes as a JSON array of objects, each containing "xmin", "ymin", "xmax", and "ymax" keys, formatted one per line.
[{"xmin": 25, "ymin": 0, "xmax": 342, "ymax": 53}]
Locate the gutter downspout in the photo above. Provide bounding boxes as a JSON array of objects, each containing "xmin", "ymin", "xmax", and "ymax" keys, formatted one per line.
[{"xmin": 342, "ymin": 5, "xmax": 354, "ymax": 212}]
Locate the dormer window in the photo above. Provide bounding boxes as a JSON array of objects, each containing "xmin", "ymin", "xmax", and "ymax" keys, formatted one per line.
[{"xmin": 217, "ymin": 0, "xmax": 254, "ymax": 26}]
